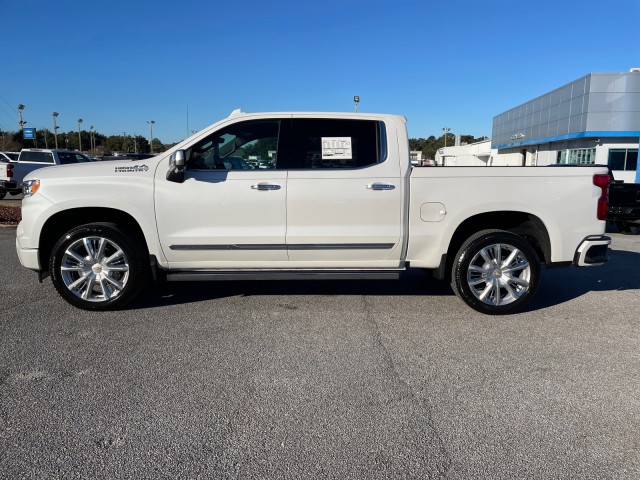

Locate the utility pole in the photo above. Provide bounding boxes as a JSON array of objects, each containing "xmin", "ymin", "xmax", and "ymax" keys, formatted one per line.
[
  {"xmin": 52, "ymin": 112, "xmax": 59, "ymax": 149},
  {"xmin": 147, "ymin": 120, "xmax": 155, "ymax": 153},
  {"xmin": 442, "ymin": 127, "xmax": 451, "ymax": 148},
  {"xmin": 77, "ymin": 118, "xmax": 83, "ymax": 151},
  {"xmin": 18, "ymin": 104, "xmax": 25, "ymax": 133}
]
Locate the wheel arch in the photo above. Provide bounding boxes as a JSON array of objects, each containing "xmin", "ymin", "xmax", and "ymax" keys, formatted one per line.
[
  {"xmin": 437, "ymin": 211, "xmax": 551, "ymax": 280},
  {"xmin": 38, "ymin": 207, "xmax": 151, "ymax": 275}
]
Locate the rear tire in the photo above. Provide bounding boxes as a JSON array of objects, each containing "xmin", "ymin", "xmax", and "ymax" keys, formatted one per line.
[
  {"xmin": 0, "ymin": 191, "xmax": 5, "ymax": 200},
  {"xmin": 451, "ymin": 229, "xmax": 541, "ymax": 315},
  {"xmin": 49, "ymin": 223, "xmax": 148, "ymax": 310}
]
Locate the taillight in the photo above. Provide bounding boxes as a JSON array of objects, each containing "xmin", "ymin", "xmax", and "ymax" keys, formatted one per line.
[
  {"xmin": 593, "ymin": 173, "xmax": 610, "ymax": 221},
  {"xmin": 6, "ymin": 164, "xmax": 12, "ymax": 178}
]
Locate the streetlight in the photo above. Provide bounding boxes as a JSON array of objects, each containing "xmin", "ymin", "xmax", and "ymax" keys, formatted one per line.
[
  {"xmin": 18, "ymin": 104, "xmax": 26, "ymax": 132},
  {"xmin": 77, "ymin": 118, "xmax": 83, "ymax": 151},
  {"xmin": 52, "ymin": 112, "xmax": 59, "ymax": 149},
  {"xmin": 442, "ymin": 127, "xmax": 451, "ymax": 148},
  {"xmin": 354, "ymin": 96, "xmax": 360, "ymax": 112},
  {"xmin": 89, "ymin": 125, "xmax": 94, "ymax": 155},
  {"xmin": 147, "ymin": 120, "xmax": 155, "ymax": 153}
]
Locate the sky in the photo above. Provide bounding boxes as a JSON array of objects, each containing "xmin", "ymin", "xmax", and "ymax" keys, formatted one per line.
[{"xmin": 1, "ymin": 0, "xmax": 639, "ymax": 144}]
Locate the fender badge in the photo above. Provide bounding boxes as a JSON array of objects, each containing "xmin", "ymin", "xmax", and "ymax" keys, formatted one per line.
[{"xmin": 114, "ymin": 165, "xmax": 149, "ymax": 173}]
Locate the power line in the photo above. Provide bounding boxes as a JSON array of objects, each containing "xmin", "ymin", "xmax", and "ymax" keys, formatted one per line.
[
  {"xmin": 0, "ymin": 94, "xmax": 17, "ymax": 127},
  {"xmin": 0, "ymin": 93, "xmax": 15, "ymax": 114}
]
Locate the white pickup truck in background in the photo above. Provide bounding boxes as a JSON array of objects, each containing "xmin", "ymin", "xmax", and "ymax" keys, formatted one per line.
[
  {"xmin": 16, "ymin": 110, "xmax": 611, "ymax": 314},
  {"xmin": 0, "ymin": 149, "xmax": 91, "ymax": 199}
]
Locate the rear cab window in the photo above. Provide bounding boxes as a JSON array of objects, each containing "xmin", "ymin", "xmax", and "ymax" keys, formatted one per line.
[{"xmin": 19, "ymin": 151, "xmax": 55, "ymax": 163}]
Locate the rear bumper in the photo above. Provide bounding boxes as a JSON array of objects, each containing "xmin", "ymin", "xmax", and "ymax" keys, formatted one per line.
[{"xmin": 573, "ymin": 235, "xmax": 611, "ymax": 266}]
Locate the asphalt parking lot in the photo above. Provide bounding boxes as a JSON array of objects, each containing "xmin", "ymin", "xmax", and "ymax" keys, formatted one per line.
[{"xmin": 1, "ymin": 227, "xmax": 639, "ymax": 479}]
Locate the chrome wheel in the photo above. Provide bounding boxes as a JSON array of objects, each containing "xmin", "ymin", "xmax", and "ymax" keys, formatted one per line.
[
  {"xmin": 452, "ymin": 230, "xmax": 541, "ymax": 315},
  {"xmin": 60, "ymin": 235, "xmax": 130, "ymax": 302},
  {"xmin": 466, "ymin": 242, "xmax": 531, "ymax": 307}
]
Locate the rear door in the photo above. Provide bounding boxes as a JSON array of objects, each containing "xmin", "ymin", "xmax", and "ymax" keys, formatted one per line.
[{"xmin": 284, "ymin": 118, "xmax": 404, "ymax": 267}]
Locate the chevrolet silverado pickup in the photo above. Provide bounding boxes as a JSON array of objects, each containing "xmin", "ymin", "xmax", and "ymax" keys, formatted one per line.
[{"xmin": 16, "ymin": 111, "xmax": 611, "ymax": 314}]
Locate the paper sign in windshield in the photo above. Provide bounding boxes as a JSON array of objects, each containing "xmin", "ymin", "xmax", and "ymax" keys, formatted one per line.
[{"xmin": 322, "ymin": 137, "xmax": 352, "ymax": 159}]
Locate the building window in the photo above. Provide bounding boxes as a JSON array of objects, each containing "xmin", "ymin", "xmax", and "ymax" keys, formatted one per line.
[
  {"xmin": 608, "ymin": 149, "xmax": 638, "ymax": 171},
  {"xmin": 557, "ymin": 148, "xmax": 596, "ymax": 165}
]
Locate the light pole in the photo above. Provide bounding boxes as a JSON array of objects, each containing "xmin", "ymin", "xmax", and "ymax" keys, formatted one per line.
[
  {"xmin": 89, "ymin": 125, "xmax": 94, "ymax": 155},
  {"xmin": 52, "ymin": 112, "xmax": 59, "ymax": 148},
  {"xmin": 354, "ymin": 96, "xmax": 360, "ymax": 112},
  {"xmin": 43, "ymin": 128, "xmax": 49, "ymax": 148},
  {"xmin": 442, "ymin": 127, "xmax": 451, "ymax": 148},
  {"xmin": 77, "ymin": 118, "xmax": 83, "ymax": 151},
  {"xmin": 147, "ymin": 120, "xmax": 155, "ymax": 153},
  {"xmin": 18, "ymin": 104, "xmax": 26, "ymax": 133}
]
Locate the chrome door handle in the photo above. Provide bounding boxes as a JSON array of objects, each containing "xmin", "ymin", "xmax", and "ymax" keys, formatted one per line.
[
  {"xmin": 367, "ymin": 183, "xmax": 395, "ymax": 191},
  {"xmin": 251, "ymin": 183, "xmax": 281, "ymax": 191}
]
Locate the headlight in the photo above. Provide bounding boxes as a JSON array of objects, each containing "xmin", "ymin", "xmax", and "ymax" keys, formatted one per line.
[{"xmin": 23, "ymin": 179, "xmax": 41, "ymax": 197}]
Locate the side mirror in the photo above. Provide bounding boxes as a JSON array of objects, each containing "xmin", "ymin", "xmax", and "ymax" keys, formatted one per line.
[{"xmin": 166, "ymin": 150, "xmax": 186, "ymax": 183}]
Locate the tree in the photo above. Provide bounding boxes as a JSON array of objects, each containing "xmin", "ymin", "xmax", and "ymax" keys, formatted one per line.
[
  {"xmin": 0, "ymin": 130, "xmax": 22, "ymax": 151},
  {"xmin": 0, "ymin": 128, "xmax": 167, "ymax": 154},
  {"xmin": 409, "ymin": 133, "xmax": 487, "ymax": 160},
  {"xmin": 243, "ymin": 138, "xmax": 277, "ymax": 159},
  {"xmin": 150, "ymin": 138, "xmax": 164, "ymax": 153}
]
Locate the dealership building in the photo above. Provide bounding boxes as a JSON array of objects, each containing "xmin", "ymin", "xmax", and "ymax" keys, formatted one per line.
[
  {"xmin": 437, "ymin": 71, "xmax": 640, "ymax": 182},
  {"xmin": 491, "ymin": 70, "xmax": 640, "ymax": 183}
]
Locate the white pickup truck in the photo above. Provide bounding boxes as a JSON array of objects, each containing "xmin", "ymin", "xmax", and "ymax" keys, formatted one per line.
[{"xmin": 16, "ymin": 111, "xmax": 611, "ymax": 314}]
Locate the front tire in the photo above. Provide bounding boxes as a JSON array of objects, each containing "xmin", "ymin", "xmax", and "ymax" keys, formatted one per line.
[
  {"xmin": 451, "ymin": 230, "xmax": 541, "ymax": 315},
  {"xmin": 50, "ymin": 223, "xmax": 148, "ymax": 310}
]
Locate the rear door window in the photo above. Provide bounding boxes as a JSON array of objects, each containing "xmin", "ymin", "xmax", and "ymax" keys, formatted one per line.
[{"xmin": 285, "ymin": 119, "xmax": 386, "ymax": 169}]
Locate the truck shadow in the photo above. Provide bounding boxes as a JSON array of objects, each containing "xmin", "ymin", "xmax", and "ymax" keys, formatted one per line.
[
  {"xmin": 527, "ymin": 248, "xmax": 640, "ymax": 311},
  {"xmin": 133, "ymin": 248, "xmax": 640, "ymax": 312},
  {"xmin": 137, "ymin": 269, "xmax": 450, "ymax": 309}
]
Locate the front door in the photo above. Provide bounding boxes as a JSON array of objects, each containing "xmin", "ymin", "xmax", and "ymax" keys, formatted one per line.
[{"xmin": 155, "ymin": 119, "xmax": 288, "ymax": 269}]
